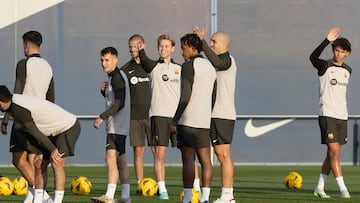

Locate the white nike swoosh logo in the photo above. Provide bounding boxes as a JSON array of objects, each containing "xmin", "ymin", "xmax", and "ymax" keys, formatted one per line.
[
  {"xmin": 10, "ymin": 145, "xmax": 15, "ymax": 149},
  {"xmin": 129, "ymin": 70, "xmax": 135, "ymax": 74},
  {"xmin": 244, "ymin": 118, "xmax": 294, "ymax": 138},
  {"xmin": 0, "ymin": 0, "xmax": 64, "ymax": 29}
]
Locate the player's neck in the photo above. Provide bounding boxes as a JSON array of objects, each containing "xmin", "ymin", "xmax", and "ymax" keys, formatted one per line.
[
  {"xmin": 134, "ymin": 57, "xmax": 140, "ymax": 64},
  {"xmin": 161, "ymin": 57, "xmax": 171, "ymax": 64},
  {"xmin": 26, "ymin": 50, "xmax": 40, "ymax": 57},
  {"xmin": 332, "ymin": 59, "xmax": 344, "ymax": 66}
]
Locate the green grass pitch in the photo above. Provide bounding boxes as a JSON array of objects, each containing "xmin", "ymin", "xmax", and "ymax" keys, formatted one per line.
[{"xmin": 0, "ymin": 165, "xmax": 359, "ymax": 202}]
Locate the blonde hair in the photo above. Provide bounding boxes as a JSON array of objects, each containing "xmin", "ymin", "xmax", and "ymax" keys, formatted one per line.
[{"xmin": 157, "ymin": 34, "xmax": 175, "ymax": 47}]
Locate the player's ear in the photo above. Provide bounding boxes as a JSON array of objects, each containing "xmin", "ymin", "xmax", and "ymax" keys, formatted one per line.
[{"xmin": 23, "ymin": 41, "xmax": 28, "ymax": 49}]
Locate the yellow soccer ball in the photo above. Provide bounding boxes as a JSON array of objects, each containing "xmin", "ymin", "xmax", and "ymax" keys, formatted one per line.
[
  {"xmin": 71, "ymin": 176, "xmax": 92, "ymax": 195},
  {"xmin": 284, "ymin": 172, "xmax": 303, "ymax": 189},
  {"xmin": 180, "ymin": 189, "xmax": 201, "ymax": 203},
  {"xmin": 0, "ymin": 176, "xmax": 14, "ymax": 196},
  {"xmin": 138, "ymin": 177, "xmax": 158, "ymax": 196},
  {"xmin": 13, "ymin": 177, "xmax": 28, "ymax": 195}
]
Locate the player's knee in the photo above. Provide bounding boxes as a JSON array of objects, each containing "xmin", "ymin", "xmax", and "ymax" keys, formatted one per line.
[
  {"xmin": 12, "ymin": 152, "xmax": 26, "ymax": 167},
  {"xmin": 34, "ymin": 158, "xmax": 44, "ymax": 169},
  {"xmin": 216, "ymin": 151, "xmax": 230, "ymax": 162},
  {"xmin": 134, "ymin": 150, "xmax": 144, "ymax": 157},
  {"xmin": 328, "ymin": 149, "xmax": 340, "ymax": 159},
  {"xmin": 51, "ymin": 159, "xmax": 65, "ymax": 170}
]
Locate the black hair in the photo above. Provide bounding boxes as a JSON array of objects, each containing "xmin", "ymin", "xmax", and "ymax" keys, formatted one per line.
[
  {"xmin": 129, "ymin": 34, "xmax": 145, "ymax": 43},
  {"xmin": 22, "ymin": 31, "xmax": 42, "ymax": 47},
  {"xmin": 0, "ymin": 85, "xmax": 12, "ymax": 102},
  {"xmin": 100, "ymin": 47, "xmax": 118, "ymax": 57},
  {"xmin": 180, "ymin": 33, "xmax": 202, "ymax": 52},
  {"xmin": 332, "ymin": 38, "xmax": 351, "ymax": 53}
]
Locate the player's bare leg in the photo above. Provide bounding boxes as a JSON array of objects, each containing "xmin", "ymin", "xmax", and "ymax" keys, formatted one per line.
[
  {"xmin": 214, "ymin": 144, "xmax": 235, "ymax": 202},
  {"xmin": 117, "ymin": 153, "xmax": 130, "ymax": 202},
  {"xmin": 91, "ymin": 149, "xmax": 118, "ymax": 203},
  {"xmin": 181, "ymin": 146, "xmax": 196, "ymax": 203},
  {"xmin": 133, "ymin": 146, "xmax": 145, "ymax": 183},
  {"xmin": 326, "ymin": 143, "xmax": 342, "ymax": 177},
  {"xmin": 51, "ymin": 157, "xmax": 67, "ymax": 203},
  {"xmin": 315, "ymin": 143, "xmax": 349, "ymax": 198},
  {"xmin": 153, "ymin": 146, "xmax": 168, "ymax": 199},
  {"xmin": 196, "ymin": 147, "xmax": 212, "ymax": 203},
  {"xmin": 214, "ymin": 144, "xmax": 234, "ymax": 188},
  {"xmin": 105, "ymin": 149, "xmax": 119, "ymax": 198},
  {"xmin": 13, "ymin": 152, "xmax": 35, "ymax": 186},
  {"xmin": 13, "ymin": 152, "xmax": 39, "ymax": 202},
  {"xmin": 326, "ymin": 143, "xmax": 350, "ymax": 198},
  {"xmin": 193, "ymin": 161, "xmax": 201, "ymax": 192}
]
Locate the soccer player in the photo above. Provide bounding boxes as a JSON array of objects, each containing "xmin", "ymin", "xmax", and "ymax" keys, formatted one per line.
[
  {"xmin": 194, "ymin": 27, "xmax": 237, "ymax": 203},
  {"xmin": 137, "ymin": 34, "xmax": 181, "ymax": 200},
  {"xmin": 91, "ymin": 47, "xmax": 131, "ymax": 203},
  {"xmin": 0, "ymin": 85, "xmax": 80, "ymax": 203},
  {"xmin": 120, "ymin": 34, "xmax": 152, "ymax": 193},
  {"xmin": 170, "ymin": 33, "xmax": 216, "ymax": 203},
  {"xmin": 309, "ymin": 27, "xmax": 351, "ymax": 199},
  {"xmin": 1, "ymin": 30, "xmax": 54, "ymax": 203}
]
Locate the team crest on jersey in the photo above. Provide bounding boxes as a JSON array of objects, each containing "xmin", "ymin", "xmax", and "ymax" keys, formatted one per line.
[
  {"xmin": 174, "ymin": 69, "xmax": 180, "ymax": 75},
  {"xmin": 327, "ymin": 133, "xmax": 334, "ymax": 140},
  {"xmin": 344, "ymin": 72, "xmax": 348, "ymax": 78}
]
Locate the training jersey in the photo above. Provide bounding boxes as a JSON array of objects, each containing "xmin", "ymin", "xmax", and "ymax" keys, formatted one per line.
[
  {"xmin": 100, "ymin": 68, "xmax": 130, "ymax": 135},
  {"xmin": 173, "ymin": 55, "xmax": 216, "ymax": 129},
  {"xmin": 2, "ymin": 54, "xmax": 54, "ymax": 125},
  {"xmin": 10, "ymin": 94, "xmax": 77, "ymax": 152},
  {"xmin": 200, "ymin": 40, "xmax": 237, "ymax": 120},
  {"xmin": 121, "ymin": 59, "xmax": 151, "ymax": 120},
  {"xmin": 310, "ymin": 39, "xmax": 351, "ymax": 120},
  {"xmin": 139, "ymin": 49, "xmax": 181, "ymax": 118},
  {"xmin": 18, "ymin": 54, "xmax": 54, "ymax": 100}
]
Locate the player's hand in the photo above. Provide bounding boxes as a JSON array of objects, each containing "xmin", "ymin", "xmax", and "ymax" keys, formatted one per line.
[
  {"xmin": 193, "ymin": 25, "xmax": 206, "ymax": 40},
  {"xmin": 1, "ymin": 123, "xmax": 7, "ymax": 135},
  {"xmin": 170, "ymin": 124, "xmax": 177, "ymax": 134},
  {"xmin": 93, "ymin": 117, "xmax": 103, "ymax": 129},
  {"xmin": 327, "ymin": 27, "xmax": 340, "ymax": 42},
  {"xmin": 101, "ymin": 82, "xmax": 108, "ymax": 92},
  {"xmin": 51, "ymin": 148, "xmax": 63, "ymax": 164}
]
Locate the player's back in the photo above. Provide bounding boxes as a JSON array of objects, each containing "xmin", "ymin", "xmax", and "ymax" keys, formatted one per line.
[{"xmin": 23, "ymin": 57, "xmax": 53, "ymax": 99}]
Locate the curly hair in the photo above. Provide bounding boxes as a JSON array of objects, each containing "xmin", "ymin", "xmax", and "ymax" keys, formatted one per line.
[{"xmin": 180, "ymin": 33, "xmax": 202, "ymax": 52}]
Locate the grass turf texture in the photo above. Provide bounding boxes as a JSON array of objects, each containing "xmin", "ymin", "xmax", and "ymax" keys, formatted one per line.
[{"xmin": 0, "ymin": 165, "xmax": 359, "ymax": 202}]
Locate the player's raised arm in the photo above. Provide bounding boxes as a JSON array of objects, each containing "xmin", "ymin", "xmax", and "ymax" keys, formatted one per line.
[
  {"xmin": 327, "ymin": 27, "xmax": 340, "ymax": 42},
  {"xmin": 193, "ymin": 25, "xmax": 205, "ymax": 40}
]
